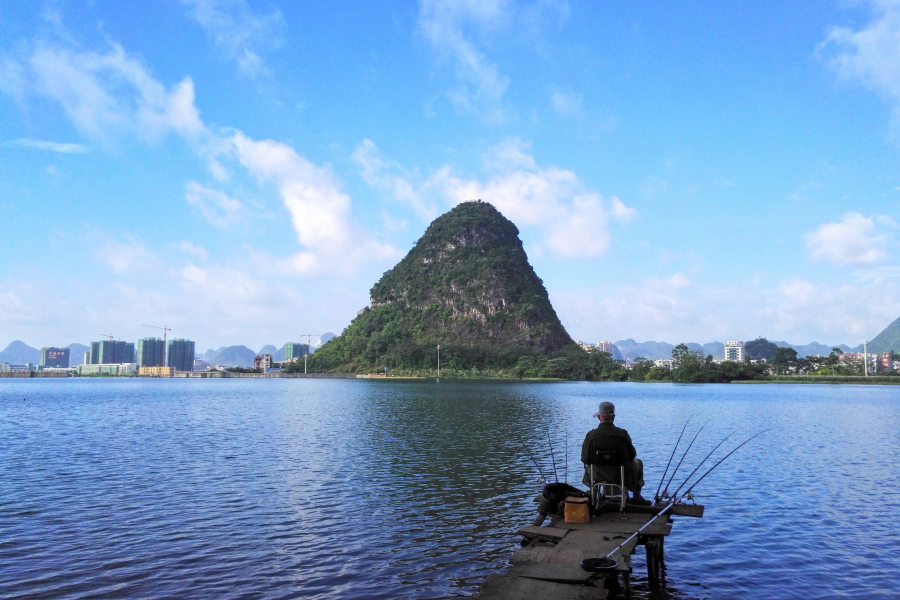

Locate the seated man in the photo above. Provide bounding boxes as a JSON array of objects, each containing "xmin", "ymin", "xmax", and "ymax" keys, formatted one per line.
[{"xmin": 581, "ymin": 401, "xmax": 650, "ymax": 505}]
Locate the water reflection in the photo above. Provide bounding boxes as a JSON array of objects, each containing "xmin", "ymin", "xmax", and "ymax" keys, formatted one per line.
[{"xmin": 0, "ymin": 379, "xmax": 898, "ymax": 599}]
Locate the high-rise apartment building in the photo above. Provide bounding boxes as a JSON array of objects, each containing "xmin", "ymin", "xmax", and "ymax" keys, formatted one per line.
[
  {"xmin": 167, "ymin": 339, "xmax": 195, "ymax": 372},
  {"xmin": 90, "ymin": 340, "xmax": 135, "ymax": 364},
  {"xmin": 724, "ymin": 341, "xmax": 744, "ymax": 362},
  {"xmin": 40, "ymin": 347, "xmax": 70, "ymax": 368},
  {"xmin": 137, "ymin": 338, "xmax": 166, "ymax": 367},
  {"xmin": 597, "ymin": 341, "xmax": 614, "ymax": 354},
  {"xmin": 283, "ymin": 342, "xmax": 309, "ymax": 362}
]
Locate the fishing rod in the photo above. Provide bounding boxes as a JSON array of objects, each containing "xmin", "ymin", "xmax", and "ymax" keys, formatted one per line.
[
  {"xmin": 564, "ymin": 430, "xmax": 568, "ymax": 484},
  {"xmin": 670, "ymin": 431, "xmax": 734, "ymax": 500},
  {"xmin": 547, "ymin": 430, "xmax": 559, "ymax": 483},
  {"xmin": 661, "ymin": 421, "xmax": 708, "ymax": 499},
  {"xmin": 675, "ymin": 429, "xmax": 771, "ymax": 502},
  {"xmin": 521, "ymin": 443, "xmax": 547, "ymax": 483},
  {"xmin": 654, "ymin": 415, "xmax": 693, "ymax": 502}
]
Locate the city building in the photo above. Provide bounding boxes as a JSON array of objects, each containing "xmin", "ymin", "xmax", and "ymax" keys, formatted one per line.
[
  {"xmin": 0, "ymin": 362, "xmax": 9, "ymax": 372},
  {"xmin": 77, "ymin": 363, "xmax": 137, "ymax": 376},
  {"xmin": 40, "ymin": 347, "xmax": 70, "ymax": 368},
  {"xmin": 576, "ymin": 340, "xmax": 596, "ymax": 352},
  {"xmin": 283, "ymin": 342, "xmax": 309, "ymax": 363},
  {"xmin": 193, "ymin": 359, "xmax": 209, "ymax": 371},
  {"xmin": 598, "ymin": 341, "xmax": 614, "ymax": 353},
  {"xmin": 166, "ymin": 339, "xmax": 195, "ymax": 372},
  {"xmin": 137, "ymin": 338, "xmax": 166, "ymax": 368},
  {"xmin": 879, "ymin": 352, "xmax": 892, "ymax": 372},
  {"xmin": 254, "ymin": 354, "xmax": 273, "ymax": 370},
  {"xmin": 653, "ymin": 359, "xmax": 673, "ymax": 369},
  {"xmin": 138, "ymin": 366, "xmax": 174, "ymax": 377},
  {"xmin": 90, "ymin": 340, "xmax": 135, "ymax": 364},
  {"xmin": 83, "ymin": 351, "xmax": 90, "ymax": 365},
  {"xmin": 724, "ymin": 341, "xmax": 744, "ymax": 362}
]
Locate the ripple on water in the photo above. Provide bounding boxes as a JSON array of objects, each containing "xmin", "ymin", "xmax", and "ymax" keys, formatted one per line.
[{"xmin": 0, "ymin": 379, "xmax": 898, "ymax": 599}]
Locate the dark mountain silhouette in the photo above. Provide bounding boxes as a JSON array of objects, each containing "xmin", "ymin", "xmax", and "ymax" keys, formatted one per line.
[{"xmin": 311, "ymin": 201, "xmax": 574, "ymax": 372}]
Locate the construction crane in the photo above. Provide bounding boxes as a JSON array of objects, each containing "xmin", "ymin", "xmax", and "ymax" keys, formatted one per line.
[
  {"xmin": 142, "ymin": 324, "xmax": 171, "ymax": 345},
  {"xmin": 99, "ymin": 334, "xmax": 115, "ymax": 341},
  {"xmin": 300, "ymin": 334, "xmax": 321, "ymax": 374}
]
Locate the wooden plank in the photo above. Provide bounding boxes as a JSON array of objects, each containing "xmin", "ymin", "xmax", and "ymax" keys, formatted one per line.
[
  {"xmin": 475, "ymin": 574, "xmax": 607, "ymax": 599},
  {"xmin": 517, "ymin": 525, "xmax": 569, "ymax": 541},
  {"xmin": 507, "ymin": 562, "xmax": 600, "ymax": 584},
  {"xmin": 596, "ymin": 503, "xmax": 705, "ymax": 517}
]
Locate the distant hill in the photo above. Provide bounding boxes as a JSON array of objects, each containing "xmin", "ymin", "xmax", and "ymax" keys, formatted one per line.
[
  {"xmin": 311, "ymin": 201, "xmax": 574, "ymax": 372},
  {"xmin": 316, "ymin": 333, "xmax": 336, "ymax": 347},
  {"xmin": 208, "ymin": 345, "xmax": 257, "ymax": 367},
  {"xmin": 258, "ymin": 345, "xmax": 278, "ymax": 355},
  {"xmin": 66, "ymin": 343, "xmax": 90, "ymax": 366},
  {"xmin": 0, "ymin": 341, "xmax": 40, "ymax": 364},
  {"xmin": 869, "ymin": 316, "xmax": 900, "ymax": 354}
]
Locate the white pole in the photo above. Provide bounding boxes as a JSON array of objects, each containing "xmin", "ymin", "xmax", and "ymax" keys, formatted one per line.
[
  {"xmin": 863, "ymin": 339, "xmax": 868, "ymax": 377},
  {"xmin": 437, "ymin": 345, "xmax": 441, "ymax": 377}
]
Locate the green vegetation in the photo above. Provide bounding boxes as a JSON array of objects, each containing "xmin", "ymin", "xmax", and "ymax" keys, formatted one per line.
[
  {"xmin": 744, "ymin": 337, "xmax": 778, "ymax": 361},
  {"xmin": 869, "ymin": 316, "xmax": 900, "ymax": 354},
  {"xmin": 309, "ymin": 201, "xmax": 574, "ymax": 373}
]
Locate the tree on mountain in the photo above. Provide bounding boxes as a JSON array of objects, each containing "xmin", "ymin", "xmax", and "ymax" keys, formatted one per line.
[
  {"xmin": 773, "ymin": 347, "xmax": 798, "ymax": 375},
  {"xmin": 744, "ymin": 338, "xmax": 778, "ymax": 362}
]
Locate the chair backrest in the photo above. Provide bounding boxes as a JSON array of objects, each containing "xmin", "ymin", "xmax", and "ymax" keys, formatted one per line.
[{"xmin": 588, "ymin": 445, "xmax": 628, "ymax": 467}]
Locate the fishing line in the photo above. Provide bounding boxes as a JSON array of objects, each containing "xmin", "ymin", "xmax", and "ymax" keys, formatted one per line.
[
  {"xmin": 654, "ymin": 415, "xmax": 692, "ymax": 502},
  {"xmin": 676, "ymin": 428, "xmax": 772, "ymax": 501},
  {"xmin": 564, "ymin": 429, "xmax": 568, "ymax": 484},
  {"xmin": 547, "ymin": 429, "xmax": 559, "ymax": 483},
  {"xmin": 521, "ymin": 442, "xmax": 547, "ymax": 482},
  {"xmin": 670, "ymin": 431, "xmax": 734, "ymax": 500},
  {"xmin": 662, "ymin": 421, "xmax": 708, "ymax": 498}
]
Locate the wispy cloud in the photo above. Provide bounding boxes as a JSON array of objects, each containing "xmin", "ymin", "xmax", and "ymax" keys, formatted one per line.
[
  {"xmin": 0, "ymin": 42, "xmax": 205, "ymax": 146},
  {"xmin": 185, "ymin": 181, "xmax": 245, "ymax": 227},
  {"xmin": 805, "ymin": 212, "xmax": 892, "ymax": 267},
  {"xmin": 181, "ymin": 0, "xmax": 285, "ymax": 78},
  {"xmin": 418, "ymin": 0, "xmax": 511, "ymax": 121},
  {"xmin": 819, "ymin": 0, "xmax": 900, "ymax": 133},
  {"xmin": 2, "ymin": 138, "xmax": 88, "ymax": 153},
  {"xmin": 355, "ymin": 137, "xmax": 636, "ymax": 259}
]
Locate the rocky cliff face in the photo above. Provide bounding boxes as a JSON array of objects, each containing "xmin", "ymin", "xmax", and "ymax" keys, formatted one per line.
[{"xmin": 311, "ymin": 201, "xmax": 574, "ymax": 371}]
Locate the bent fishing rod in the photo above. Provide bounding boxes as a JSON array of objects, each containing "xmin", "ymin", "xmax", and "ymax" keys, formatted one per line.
[
  {"xmin": 669, "ymin": 431, "xmax": 734, "ymax": 500},
  {"xmin": 660, "ymin": 421, "xmax": 708, "ymax": 499},
  {"xmin": 609, "ymin": 430, "xmax": 770, "ymax": 562},
  {"xmin": 675, "ymin": 428, "xmax": 772, "ymax": 502},
  {"xmin": 654, "ymin": 415, "xmax": 693, "ymax": 502}
]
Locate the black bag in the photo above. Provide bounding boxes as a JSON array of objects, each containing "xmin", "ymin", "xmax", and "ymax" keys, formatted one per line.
[{"xmin": 538, "ymin": 482, "xmax": 587, "ymax": 516}]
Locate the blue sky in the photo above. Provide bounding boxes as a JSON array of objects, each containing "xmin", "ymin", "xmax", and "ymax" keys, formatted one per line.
[{"xmin": 2, "ymin": 0, "xmax": 899, "ymax": 352}]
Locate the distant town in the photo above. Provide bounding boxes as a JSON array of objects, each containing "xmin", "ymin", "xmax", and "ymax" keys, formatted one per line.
[
  {"xmin": 0, "ymin": 332, "xmax": 337, "ymax": 378},
  {"xmin": 1, "ymin": 334, "xmax": 895, "ymax": 378}
]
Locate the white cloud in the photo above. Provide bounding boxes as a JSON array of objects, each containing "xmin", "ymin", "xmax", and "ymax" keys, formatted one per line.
[
  {"xmin": 181, "ymin": 0, "xmax": 285, "ymax": 78},
  {"xmin": 176, "ymin": 241, "xmax": 210, "ymax": 261},
  {"xmin": 229, "ymin": 132, "xmax": 399, "ymax": 274},
  {"xmin": 353, "ymin": 139, "xmax": 437, "ymax": 219},
  {"xmin": 356, "ymin": 138, "xmax": 634, "ymax": 259},
  {"xmin": 3, "ymin": 138, "xmax": 88, "ymax": 153},
  {"xmin": 0, "ymin": 43, "xmax": 204, "ymax": 146},
  {"xmin": 805, "ymin": 212, "xmax": 889, "ymax": 266},
  {"xmin": 554, "ymin": 273, "xmax": 900, "ymax": 346},
  {"xmin": 1, "ymin": 32, "xmax": 397, "ymax": 278},
  {"xmin": 550, "ymin": 88, "xmax": 583, "ymax": 117},
  {"xmin": 95, "ymin": 236, "xmax": 159, "ymax": 274},
  {"xmin": 185, "ymin": 181, "xmax": 245, "ymax": 227},
  {"xmin": 819, "ymin": 1, "xmax": 900, "ymax": 131},
  {"xmin": 418, "ymin": 0, "xmax": 512, "ymax": 121}
]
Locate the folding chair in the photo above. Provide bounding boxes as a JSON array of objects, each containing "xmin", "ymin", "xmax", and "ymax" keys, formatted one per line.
[{"xmin": 588, "ymin": 445, "xmax": 628, "ymax": 512}]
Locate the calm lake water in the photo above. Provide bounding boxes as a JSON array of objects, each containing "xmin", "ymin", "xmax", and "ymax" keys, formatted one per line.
[{"xmin": 0, "ymin": 379, "xmax": 898, "ymax": 599}]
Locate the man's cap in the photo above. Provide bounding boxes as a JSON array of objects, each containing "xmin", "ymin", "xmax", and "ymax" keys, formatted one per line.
[{"xmin": 592, "ymin": 401, "xmax": 615, "ymax": 418}]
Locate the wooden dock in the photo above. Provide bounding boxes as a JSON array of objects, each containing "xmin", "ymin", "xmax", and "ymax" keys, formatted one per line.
[{"xmin": 473, "ymin": 502, "xmax": 704, "ymax": 599}]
